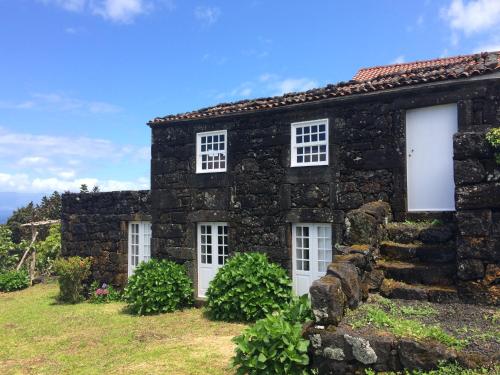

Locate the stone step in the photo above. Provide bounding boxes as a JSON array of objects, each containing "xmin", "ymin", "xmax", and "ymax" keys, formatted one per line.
[
  {"xmin": 380, "ymin": 279, "xmax": 459, "ymax": 303},
  {"xmin": 380, "ymin": 241, "xmax": 456, "ymax": 263},
  {"xmin": 375, "ymin": 260, "xmax": 455, "ymax": 286},
  {"xmin": 386, "ymin": 222, "xmax": 454, "ymax": 244}
]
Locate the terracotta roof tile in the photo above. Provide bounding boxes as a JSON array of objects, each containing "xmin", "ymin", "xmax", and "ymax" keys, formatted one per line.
[{"xmin": 149, "ymin": 51, "xmax": 500, "ymax": 124}]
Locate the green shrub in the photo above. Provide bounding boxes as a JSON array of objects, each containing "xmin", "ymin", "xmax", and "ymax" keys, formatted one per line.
[
  {"xmin": 35, "ymin": 224, "xmax": 61, "ymax": 276},
  {"xmin": 0, "ymin": 225, "xmax": 21, "ymax": 272},
  {"xmin": 0, "ymin": 269, "xmax": 30, "ymax": 292},
  {"xmin": 124, "ymin": 259, "xmax": 193, "ymax": 315},
  {"xmin": 206, "ymin": 252, "xmax": 292, "ymax": 322},
  {"xmin": 88, "ymin": 281, "xmax": 122, "ymax": 303},
  {"xmin": 280, "ymin": 294, "xmax": 314, "ymax": 324},
  {"xmin": 54, "ymin": 256, "xmax": 92, "ymax": 303},
  {"xmin": 232, "ymin": 313, "xmax": 310, "ymax": 375},
  {"xmin": 486, "ymin": 127, "xmax": 500, "ymax": 164}
]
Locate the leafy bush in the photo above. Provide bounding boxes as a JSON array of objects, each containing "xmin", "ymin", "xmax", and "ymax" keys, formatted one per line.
[
  {"xmin": 35, "ymin": 224, "xmax": 61, "ymax": 275},
  {"xmin": 486, "ymin": 127, "xmax": 500, "ymax": 164},
  {"xmin": 232, "ymin": 313, "xmax": 310, "ymax": 375},
  {"xmin": 124, "ymin": 259, "xmax": 193, "ymax": 315},
  {"xmin": 54, "ymin": 256, "xmax": 92, "ymax": 303},
  {"xmin": 0, "ymin": 225, "xmax": 22, "ymax": 272},
  {"xmin": 88, "ymin": 281, "xmax": 122, "ymax": 303},
  {"xmin": 0, "ymin": 269, "xmax": 30, "ymax": 292},
  {"xmin": 206, "ymin": 252, "xmax": 292, "ymax": 322},
  {"xmin": 280, "ymin": 295, "xmax": 314, "ymax": 324}
]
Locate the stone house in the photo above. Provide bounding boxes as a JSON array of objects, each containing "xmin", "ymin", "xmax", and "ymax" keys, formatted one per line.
[{"xmin": 62, "ymin": 51, "xmax": 500, "ymax": 304}]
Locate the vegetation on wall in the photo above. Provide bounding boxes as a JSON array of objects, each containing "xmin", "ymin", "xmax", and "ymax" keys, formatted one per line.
[
  {"xmin": 485, "ymin": 127, "xmax": 500, "ymax": 164},
  {"xmin": 124, "ymin": 259, "xmax": 193, "ymax": 315},
  {"xmin": 206, "ymin": 252, "xmax": 293, "ymax": 323}
]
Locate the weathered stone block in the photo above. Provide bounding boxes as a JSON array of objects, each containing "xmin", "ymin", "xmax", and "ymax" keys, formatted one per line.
[
  {"xmin": 453, "ymin": 132, "xmax": 494, "ymax": 160},
  {"xmin": 457, "ymin": 259, "xmax": 485, "ymax": 280},
  {"xmin": 397, "ymin": 339, "xmax": 456, "ymax": 371},
  {"xmin": 454, "ymin": 159, "xmax": 486, "ymax": 185},
  {"xmin": 327, "ymin": 262, "xmax": 361, "ymax": 308},
  {"xmin": 456, "ymin": 183, "xmax": 500, "ymax": 209},
  {"xmin": 310, "ymin": 275, "xmax": 346, "ymax": 326},
  {"xmin": 456, "ymin": 210, "xmax": 492, "ymax": 237}
]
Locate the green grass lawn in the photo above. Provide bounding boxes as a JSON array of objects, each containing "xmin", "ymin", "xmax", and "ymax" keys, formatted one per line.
[{"xmin": 0, "ymin": 283, "xmax": 246, "ymax": 375}]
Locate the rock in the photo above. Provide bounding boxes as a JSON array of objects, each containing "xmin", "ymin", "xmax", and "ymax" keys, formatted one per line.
[
  {"xmin": 327, "ymin": 262, "xmax": 361, "ymax": 308},
  {"xmin": 323, "ymin": 347, "xmax": 345, "ymax": 361},
  {"xmin": 419, "ymin": 225, "xmax": 454, "ymax": 243},
  {"xmin": 456, "ymin": 210, "xmax": 492, "ymax": 237},
  {"xmin": 453, "ymin": 132, "xmax": 494, "ymax": 160},
  {"xmin": 386, "ymin": 222, "xmax": 420, "ymax": 243},
  {"xmin": 397, "ymin": 339, "xmax": 456, "ymax": 371},
  {"xmin": 457, "ymin": 259, "xmax": 485, "ymax": 280},
  {"xmin": 362, "ymin": 270, "xmax": 385, "ymax": 292},
  {"xmin": 333, "ymin": 253, "xmax": 368, "ymax": 272},
  {"xmin": 310, "ymin": 275, "xmax": 346, "ymax": 326},
  {"xmin": 454, "ymin": 159, "xmax": 486, "ymax": 185},
  {"xmin": 456, "ymin": 183, "xmax": 500, "ymax": 210},
  {"xmin": 484, "ymin": 264, "xmax": 500, "ymax": 285},
  {"xmin": 344, "ymin": 334, "xmax": 377, "ymax": 365},
  {"xmin": 457, "ymin": 236, "xmax": 499, "ymax": 262},
  {"xmin": 344, "ymin": 201, "xmax": 392, "ymax": 246},
  {"xmin": 310, "ymin": 334, "xmax": 322, "ymax": 349}
]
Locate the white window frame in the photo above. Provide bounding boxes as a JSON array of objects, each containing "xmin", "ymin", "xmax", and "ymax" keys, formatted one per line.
[
  {"xmin": 128, "ymin": 221, "xmax": 152, "ymax": 276},
  {"xmin": 197, "ymin": 222, "xmax": 229, "ymax": 298},
  {"xmin": 291, "ymin": 119, "xmax": 329, "ymax": 167},
  {"xmin": 292, "ymin": 223, "xmax": 333, "ymax": 295},
  {"xmin": 196, "ymin": 130, "xmax": 227, "ymax": 174}
]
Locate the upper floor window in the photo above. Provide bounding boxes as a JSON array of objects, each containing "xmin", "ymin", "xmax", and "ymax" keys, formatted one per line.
[
  {"xmin": 291, "ymin": 119, "xmax": 329, "ymax": 167},
  {"xmin": 196, "ymin": 130, "xmax": 227, "ymax": 173}
]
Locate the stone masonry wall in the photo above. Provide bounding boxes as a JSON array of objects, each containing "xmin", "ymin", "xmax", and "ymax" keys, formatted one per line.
[
  {"xmin": 61, "ymin": 191, "xmax": 151, "ymax": 287},
  {"xmin": 454, "ymin": 131, "xmax": 500, "ymax": 305},
  {"xmin": 151, "ymin": 77, "xmax": 500, "ymax": 292}
]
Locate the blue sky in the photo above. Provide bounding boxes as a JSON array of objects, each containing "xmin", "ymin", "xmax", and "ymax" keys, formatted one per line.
[{"xmin": 0, "ymin": 0, "xmax": 499, "ymax": 194}]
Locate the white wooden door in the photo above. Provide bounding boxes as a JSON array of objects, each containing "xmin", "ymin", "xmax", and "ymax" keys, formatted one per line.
[
  {"xmin": 128, "ymin": 221, "xmax": 151, "ymax": 276},
  {"xmin": 292, "ymin": 224, "xmax": 332, "ymax": 296},
  {"xmin": 406, "ymin": 104, "xmax": 457, "ymax": 212},
  {"xmin": 197, "ymin": 223, "xmax": 228, "ymax": 298}
]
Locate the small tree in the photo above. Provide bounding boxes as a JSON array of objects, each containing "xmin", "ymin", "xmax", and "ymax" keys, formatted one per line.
[
  {"xmin": 36, "ymin": 224, "xmax": 61, "ymax": 275},
  {"xmin": 54, "ymin": 256, "xmax": 92, "ymax": 303},
  {"xmin": 0, "ymin": 226, "xmax": 17, "ymax": 272}
]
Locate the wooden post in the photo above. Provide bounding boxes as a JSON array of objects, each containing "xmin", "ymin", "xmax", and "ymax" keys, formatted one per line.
[{"xmin": 16, "ymin": 224, "xmax": 38, "ymax": 271}]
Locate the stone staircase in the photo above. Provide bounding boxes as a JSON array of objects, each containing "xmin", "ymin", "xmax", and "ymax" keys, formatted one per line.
[{"xmin": 376, "ymin": 221, "xmax": 459, "ymax": 303}]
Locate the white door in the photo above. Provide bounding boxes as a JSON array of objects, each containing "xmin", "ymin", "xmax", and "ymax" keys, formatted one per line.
[
  {"xmin": 197, "ymin": 223, "xmax": 228, "ymax": 298},
  {"xmin": 406, "ymin": 104, "xmax": 457, "ymax": 212},
  {"xmin": 292, "ymin": 223, "xmax": 332, "ymax": 296},
  {"xmin": 128, "ymin": 221, "xmax": 151, "ymax": 276}
]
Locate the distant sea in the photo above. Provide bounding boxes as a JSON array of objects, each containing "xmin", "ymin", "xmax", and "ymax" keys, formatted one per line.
[{"xmin": 0, "ymin": 192, "xmax": 46, "ymax": 224}]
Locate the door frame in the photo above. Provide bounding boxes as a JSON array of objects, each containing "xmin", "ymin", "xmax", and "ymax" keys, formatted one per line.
[
  {"xmin": 291, "ymin": 223, "xmax": 332, "ymax": 296},
  {"xmin": 196, "ymin": 222, "xmax": 228, "ymax": 298},
  {"xmin": 127, "ymin": 221, "xmax": 152, "ymax": 276}
]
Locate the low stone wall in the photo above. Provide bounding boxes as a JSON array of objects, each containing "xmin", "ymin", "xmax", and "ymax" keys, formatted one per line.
[
  {"xmin": 61, "ymin": 190, "xmax": 151, "ymax": 287},
  {"xmin": 454, "ymin": 131, "xmax": 500, "ymax": 305},
  {"xmin": 307, "ymin": 325, "xmax": 461, "ymax": 374}
]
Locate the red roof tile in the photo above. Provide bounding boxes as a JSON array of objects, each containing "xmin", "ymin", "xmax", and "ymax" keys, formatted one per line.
[{"xmin": 149, "ymin": 51, "xmax": 500, "ymax": 125}]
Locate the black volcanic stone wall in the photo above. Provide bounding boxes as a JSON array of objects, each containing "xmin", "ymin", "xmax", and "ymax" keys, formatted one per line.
[
  {"xmin": 454, "ymin": 132, "xmax": 500, "ymax": 305},
  {"xmin": 61, "ymin": 191, "xmax": 151, "ymax": 287},
  {"xmin": 151, "ymin": 78, "xmax": 500, "ymax": 293}
]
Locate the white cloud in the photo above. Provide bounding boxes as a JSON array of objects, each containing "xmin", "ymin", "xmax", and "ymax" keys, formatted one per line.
[
  {"xmin": 442, "ymin": 0, "xmax": 500, "ymax": 35},
  {"xmin": 40, "ymin": 0, "xmax": 174, "ymax": 23},
  {"xmin": 18, "ymin": 156, "xmax": 50, "ymax": 166},
  {"xmin": 0, "ymin": 92, "xmax": 121, "ymax": 114},
  {"xmin": 194, "ymin": 6, "xmax": 221, "ymax": 25},
  {"xmin": 39, "ymin": 0, "xmax": 86, "ymax": 12},
  {"xmin": 391, "ymin": 55, "xmax": 406, "ymax": 64},
  {"xmin": 0, "ymin": 127, "xmax": 150, "ymax": 193},
  {"xmin": 270, "ymin": 78, "xmax": 318, "ymax": 95},
  {"xmin": 212, "ymin": 74, "xmax": 319, "ymax": 100},
  {"xmin": 474, "ymin": 42, "xmax": 500, "ymax": 52},
  {"xmin": 0, "ymin": 174, "xmax": 148, "ymax": 193},
  {"xmin": 91, "ymin": 0, "xmax": 148, "ymax": 23}
]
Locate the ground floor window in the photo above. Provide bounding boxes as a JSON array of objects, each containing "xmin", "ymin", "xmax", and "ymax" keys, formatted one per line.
[
  {"xmin": 197, "ymin": 222, "xmax": 228, "ymax": 298},
  {"xmin": 128, "ymin": 221, "xmax": 151, "ymax": 276},
  {"xmin": 292, "ymin": 223, "xmax": 332, "ymax": 296}
]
